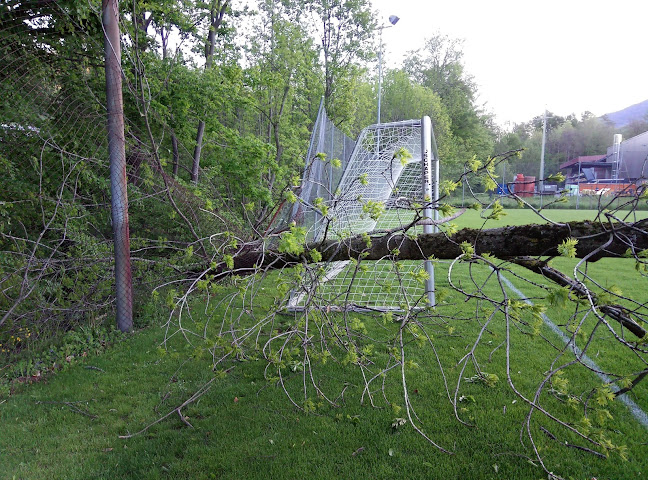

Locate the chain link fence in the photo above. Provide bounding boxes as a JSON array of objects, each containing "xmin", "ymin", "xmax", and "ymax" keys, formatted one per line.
[{"xmin": 0, "ymin": 2, "xmax": 219, "ymax": 341}]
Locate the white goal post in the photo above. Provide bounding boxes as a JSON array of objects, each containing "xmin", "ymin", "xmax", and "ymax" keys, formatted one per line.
[
  {"xmin": 283, "ymin": 106, "xmax": 440, "ymax": 312},
  {"xmin": 421, "ymin": 115, "xmax": 439, "ymax": 307}
]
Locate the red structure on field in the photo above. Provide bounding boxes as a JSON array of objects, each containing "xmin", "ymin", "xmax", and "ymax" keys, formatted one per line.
[{"xmin": 513, "ymin": 174, "xmax": 535, "ymax": 197}]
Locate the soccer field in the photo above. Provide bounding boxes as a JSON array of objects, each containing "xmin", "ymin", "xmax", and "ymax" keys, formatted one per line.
[
  {"xmin": 452, "ymin": 207, "xmax": 648, "ymax": 229},
  {"xmin": 282, "ymin": 240, "xmax": 648, "ymax": 477}
]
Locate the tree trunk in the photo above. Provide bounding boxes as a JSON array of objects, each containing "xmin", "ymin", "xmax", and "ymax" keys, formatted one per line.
[
  {"xmin": 210, "ymin": 219, "xmax": 647, "ymax": 338},
  {"xmin": 103, "ymin": 0, "xmax": 133, "ymax": 332},
  {"xmin": 191, "ymin": 0, "xmax": 229, "ymax": 184},
  {"xmin": 191, "ymin": 120, "xmax": 205, "ymax": 183},
  {"xmin": 171, "ymin": 127, "xmax": 179, "ymax": 177},
  {"xmin": 315, "ymin": 220, "xmax": 648, "ymax": 264},
  {"xmin": 220, "ymin": 220, "xmax": 648, "ymax": 277}
]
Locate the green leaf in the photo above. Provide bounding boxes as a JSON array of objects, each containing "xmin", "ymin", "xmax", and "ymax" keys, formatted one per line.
[
  {"xmin": 546, "ymin": 172, "xmax": 565, "ymax": 182},
  {"xmin": 309, "ymin": 249, "xmax": 322, "ymax": 263},
  {"xmin": 278, "ymin": 225, "xmax": 307, "ymax": 256},
  {"xmin": 486, "ymin": 200, "xmax": 506, "ymax": 220},
  {"xmin": 546, "ymin": 286, "xmax": 569, "ymax": 307},
  {"xmin": 361, "ymin": 200, "xmax": 384, "ymax": 220},
  {"xmin": 468, "ymin": 156, "xmax": 482, "ymax": 173},
  {"xmin": 595, "ymin": 385, "xmax": 615, "ymax": 406},
  {"xmin": 460, "ymin": 241, "xmax": 474, "ymax": 259},
  {"xmin": 439, "ymin": 203, "xmax": 455, "ymax": 218},
  {"xmin": 558, "ymin": 238, "xmax": 578, "ymax": 258},
  {"xmin": 394, "ymin": 147, "xmax": 412, "ymax": 166},
  {"xmin": 284, "ymin": 190, "xmax": 298, "ymax": 204}
]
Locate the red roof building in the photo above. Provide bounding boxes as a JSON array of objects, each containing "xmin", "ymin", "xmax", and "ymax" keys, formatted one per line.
[{"xmin": 559, "ymin": 155, "xmax": 611, "ymax": 184}]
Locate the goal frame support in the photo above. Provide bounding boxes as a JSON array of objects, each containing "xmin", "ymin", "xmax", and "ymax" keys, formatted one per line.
[{"xmin": 421, "ymin": 116, "xmax": 438, "ymax": 307}]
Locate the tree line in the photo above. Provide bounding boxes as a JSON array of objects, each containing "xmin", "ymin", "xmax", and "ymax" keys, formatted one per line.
[
  {"xmin": 494, "ymin": 111, "xmax": 648, "ymax": 185},
  {"xmin": 0, "ymin": 0, "xmax": 499, "ymax": 337}
]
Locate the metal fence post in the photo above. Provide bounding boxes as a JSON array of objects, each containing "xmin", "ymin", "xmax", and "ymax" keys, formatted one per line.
[{"xmin": 103, "ymin": 0, "xmax": 133, "ymax": 332}]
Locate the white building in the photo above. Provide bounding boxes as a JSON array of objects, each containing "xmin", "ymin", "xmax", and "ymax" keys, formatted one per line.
[{"xmin": 607, "ymin": 131, "xmax": 648, "ymax": 183}]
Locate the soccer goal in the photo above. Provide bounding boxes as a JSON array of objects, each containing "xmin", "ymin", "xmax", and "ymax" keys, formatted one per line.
[{"xmin": 285, "ymin": 102, "xmax": 440, "ymax": 312}]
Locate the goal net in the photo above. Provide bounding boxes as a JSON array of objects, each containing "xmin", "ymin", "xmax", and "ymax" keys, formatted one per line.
[{"xmin": 282, "ymin": 103, "xmax": 440, "ymax": 311}]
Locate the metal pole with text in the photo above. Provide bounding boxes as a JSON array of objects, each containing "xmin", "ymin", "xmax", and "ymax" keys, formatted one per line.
[
  {"xmin": 421, "ymin": 116, "xmax": 438, "ymax": 307},
  {"xmin": 539, "ymin": 109, "xmax": 547, "ymax": 207}
]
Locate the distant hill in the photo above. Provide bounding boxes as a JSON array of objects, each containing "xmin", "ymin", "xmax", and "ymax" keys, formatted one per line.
[{"xmin": 603, "ymin": 99, "xmax": 648, "ymax": 127}]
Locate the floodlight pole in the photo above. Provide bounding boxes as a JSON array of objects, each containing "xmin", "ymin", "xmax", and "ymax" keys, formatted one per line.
[
  {"xmin": 377, "ymin": 15, "xmax": 399, "ymax": 125},
  {"xmin": 576, "ymin": 159, "xmax": 581, "ymax": 209},
  {"xmin": 539, "ymin": 108, "xmax": 547, "ymax": 206},
  {"xmin": 377, "ymin": 33, "xmax": 384, "ymax": 125},
  {"xmin": 421, "ymin": 116, "xmax": 438, "ymax": 307}
]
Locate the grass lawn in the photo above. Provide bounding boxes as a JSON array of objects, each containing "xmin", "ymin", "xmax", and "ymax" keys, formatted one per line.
[
  {"xmin": 1, "ymin": 209, "xmax": 647, "ymax": 479},
  {"xmin": 451, "ymin": 207, "xmax": 648, "ymax": 229}
]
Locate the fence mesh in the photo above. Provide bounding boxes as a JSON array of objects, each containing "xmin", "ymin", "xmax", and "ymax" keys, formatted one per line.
[
  {"xmin": 0, "ymin": 2, "xmax": 438, "ymax": 337},
  {"xmin": 0, "ymin": 2, "xmax": 219, "ymax": 338}
]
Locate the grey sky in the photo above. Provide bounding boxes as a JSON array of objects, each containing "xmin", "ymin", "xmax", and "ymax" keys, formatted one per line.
[{"xmin": 372, "ymin": 0, "xmax": 647, "ymax": 127}]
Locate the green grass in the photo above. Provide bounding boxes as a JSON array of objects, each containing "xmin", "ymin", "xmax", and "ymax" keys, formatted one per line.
[
  {"xmin": 1, "ymin": 210, "xmax": 647, "ymax": 479},
  {"xmin": 450, "ymin": 192, "xmax": 648, "ymax": 212},
  {"xmin": 451, "ymin": 207, "xmax": 648, "ymax": 230},
  {"xmin": 375, "ymin": 203, "xmax": 648, "ymax": 236}
]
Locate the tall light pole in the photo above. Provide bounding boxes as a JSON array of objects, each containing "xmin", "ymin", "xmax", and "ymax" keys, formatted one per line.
[
  {"xmin": 539, "ymin": 108, "xmax": 548, "ymax": 207},
  {"xmin": 539, "ymin": 108, "xmax": 547, "ymax": 193},
  {"xmin": 377, "ymin": 15, "xmax": 399, "ymax": 125}
]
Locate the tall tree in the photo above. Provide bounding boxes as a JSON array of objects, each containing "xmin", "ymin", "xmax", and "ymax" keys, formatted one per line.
[
  {"xmin": 305, "ymin": 0, "xmax": 376, "ymax": 131},
  {"xmin": 373, "ymin": 69, "xmax": 453, "ymax": 158},
  {"xmin": 243, "ymin": 1, "xmax": 322, "ymax": 220},
  {"xmin": 192, "ymin": 0, "xmax": 230, "ymax": 183},
  {"xmin": 404, "ymin": 33, "xmax": 495, "ymax": 169},
  {"xmin": 621, "ymin": 118, "xmax": 648, "ymax": 139},
  {"xmin": 499, "ymin": 112, "xmax": 617, "ymax": 180}
]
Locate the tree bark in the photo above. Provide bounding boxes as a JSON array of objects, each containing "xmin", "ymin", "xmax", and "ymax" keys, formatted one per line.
[
  {"xmin": 171, "ymin": 127, "xmax": 179, "ymax": 177},
  {"xmin": 315, "ymin": 220, "xmax": 648, "ymax": 263},
  {"xmin": 191, "ymin": 0, "xmax": 229, "ymax": 184},
  {"xmin": 223, "ymin": 219, "xmax": 648, "ymax": 276},
  {"xmin": 211, "ymin": 219, "xmax": 648, "ymax": 339}
]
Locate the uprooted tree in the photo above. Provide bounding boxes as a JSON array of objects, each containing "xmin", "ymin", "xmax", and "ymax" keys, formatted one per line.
[
  {"xmin": 2, "ymin": 2, "xmax": 648, "ymax": 479},
  {"xmin": 138, "ymin": 159, "xmax": 648, "ymax": 477}
]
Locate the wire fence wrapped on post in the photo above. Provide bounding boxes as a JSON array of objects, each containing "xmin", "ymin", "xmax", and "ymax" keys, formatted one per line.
[
  {"xmin": 0, "ymin": 2, "xmax": 214, "ymax": 340},
  {"xmin": 103, "ymin": 0, "xmax": 132, "ymax": 332}
]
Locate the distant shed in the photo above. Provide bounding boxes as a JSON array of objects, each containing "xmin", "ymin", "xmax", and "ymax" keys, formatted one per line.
[
  {"xmin": 560, "ymin": 131, "xmax": 648, "ymax": 186},
  {"xmin": 559, "ymin": 155, "xmax": 610, "ymax": 183}
]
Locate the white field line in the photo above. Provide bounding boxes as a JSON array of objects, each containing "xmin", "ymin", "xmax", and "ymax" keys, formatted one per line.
[{"xmin": 499, "ymin": 274, "xmax": 648, "ymax": 428}]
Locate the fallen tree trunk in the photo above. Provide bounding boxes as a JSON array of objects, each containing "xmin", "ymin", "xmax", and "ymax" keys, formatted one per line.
[
  {"xmin": 318, "ymin": 219, "xmax": 648, "ymax": 263},
  {"xmin": 228, "ymin": 219, "xmax": 648, "ymax": 273}
]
